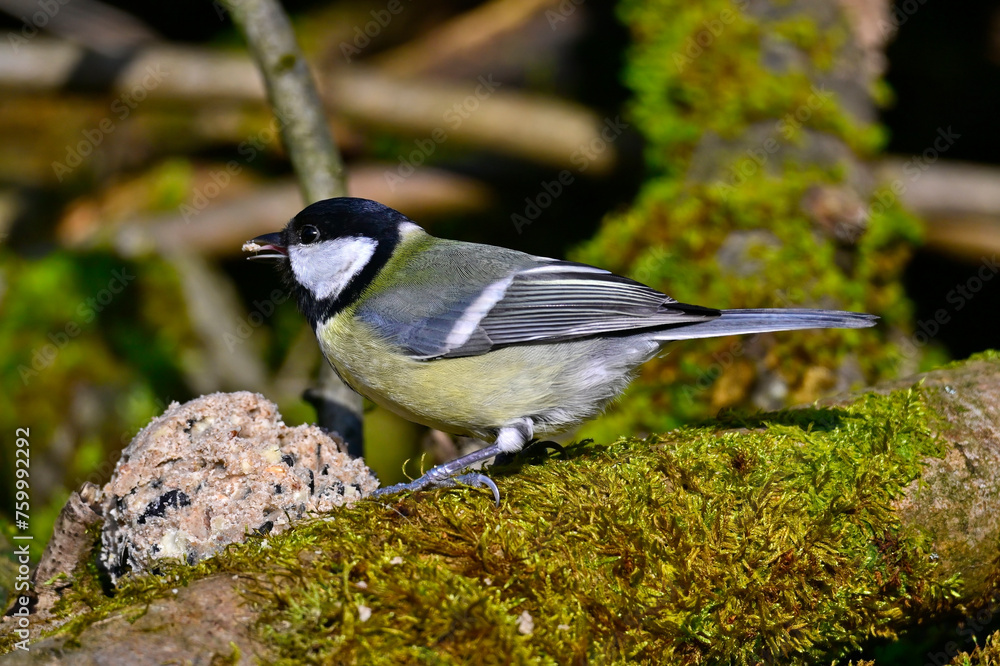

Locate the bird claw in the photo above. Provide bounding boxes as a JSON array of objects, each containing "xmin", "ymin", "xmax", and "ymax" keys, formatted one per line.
[
  {"xmin": 451, "ymin": 473, "xmax": 500, "ymax": 506},
  {"xmin": 371, "ymin": 440, "xmax": 513, "ymax": 505},
  {"xmin": 371, "ymin": 471, "xmax": 500, "ymax": 506},
  {"xmin": 493, "ymin": 439, "xmax": 566, "ymax": 467}
]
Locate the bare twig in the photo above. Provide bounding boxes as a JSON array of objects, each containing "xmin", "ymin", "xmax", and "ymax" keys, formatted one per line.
[
  {"xmin": 220, "ymin": 0, "xmax": 345, "ymax": 202},
  {"xmin": 220, "ymin": 0, "xmax": 362, "ymax": 455}
]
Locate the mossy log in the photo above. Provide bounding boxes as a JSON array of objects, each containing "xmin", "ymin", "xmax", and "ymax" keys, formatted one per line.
[
  {"xmin": 2, "ymin": 353, "xmax": 999, "ymax": 664},
  {"xmin": 572, "ymin": 0, "xmax": 925, "ymax": 442}
]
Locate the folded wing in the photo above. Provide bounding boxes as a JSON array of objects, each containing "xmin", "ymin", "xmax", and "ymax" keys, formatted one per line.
[{"xmin": 360, "ymin": 251, "xmax": 720, "ymax": 359}]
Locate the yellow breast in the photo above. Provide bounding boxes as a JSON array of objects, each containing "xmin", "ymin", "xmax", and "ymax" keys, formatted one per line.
[{"xmin": 315, "ymin": 312, "xmax": 611, "ymax": 440}]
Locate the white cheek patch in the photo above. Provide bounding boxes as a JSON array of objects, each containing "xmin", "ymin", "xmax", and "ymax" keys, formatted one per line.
[{"xmin": 289, "ymin": 237, "xmax": 378, "ymax": 301}]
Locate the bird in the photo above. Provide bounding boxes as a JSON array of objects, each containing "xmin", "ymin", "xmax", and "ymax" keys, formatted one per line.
[{"xmin": 244, "ymin": 197, "xmax": 877, "ymax": 501}]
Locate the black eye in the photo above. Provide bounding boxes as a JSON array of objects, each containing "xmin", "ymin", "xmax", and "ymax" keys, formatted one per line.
[{"xmin": 300, "ymin": 225, "xmax": 320, "ymax": 244}]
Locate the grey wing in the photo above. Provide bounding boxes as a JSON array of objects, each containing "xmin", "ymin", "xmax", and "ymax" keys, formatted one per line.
[{"xmin": 359, "ymin": 252, "xmax": 720, "ymax": 360}]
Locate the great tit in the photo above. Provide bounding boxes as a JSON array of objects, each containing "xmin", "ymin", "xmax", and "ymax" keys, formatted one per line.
[{"xmin": 245, "ymin": 197, "xmax": 877, "ymax": 500}]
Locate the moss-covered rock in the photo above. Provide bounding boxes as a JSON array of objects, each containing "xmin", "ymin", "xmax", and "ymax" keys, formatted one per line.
[{"xmin": 4, "ymin": 354, "xmax": 998, "ymax": 664}]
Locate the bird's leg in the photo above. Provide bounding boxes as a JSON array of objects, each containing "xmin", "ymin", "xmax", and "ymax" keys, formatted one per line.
[
  {"xmin": 493, "ymin": 440, "xmax": 566, "ymax": 466},
  {"xmin": 371, "ymin": 443, "xmax": 505, "ymax": 504},
  {"xmin": 372, "ymin": 419, "xmax": 532, "ymax": 505}
]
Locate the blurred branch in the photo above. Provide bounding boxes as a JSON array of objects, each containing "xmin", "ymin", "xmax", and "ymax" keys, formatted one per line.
[
  {"xmin": 371, "ymin": 0, "xmax": 560, "ymax": 77},
  {"xmin": 322, "ymin": 66, "xmax": 612, "ymax": 173},
  {"xmin": 0, "ymin": 0, "xmax": 157, "ymax": 56},
  {"xmin": 878, "ymin": 158, "xmax": 1000, "ymax": 261},
  {"xmin": 921, "ymin": 217, "xmax": 1000, "ymax": 262},
  {"xmin": 0, "ymin": 39, "xmax": 615, "ymax": 173},
  {"xmin": 166, "ymin": 251, "xmax": 270, "ymax": 394},
  {"xmin": 219, "ymin": 0, "xmax": 362, "ymax": 454},
  {"xmin": 58, "ymin": 165, "xmax": 492, "ymax": 256},
  {"xmin": 879, "ymin": 158, "xmax": 1000, "ymax": 219},
  {"xmin": 0, "ymin": 96, "xmax": 364, "ymax": 186},
  {"xmin": 273, "ymin": 322, "xmax": 321, "ymax": 407}
]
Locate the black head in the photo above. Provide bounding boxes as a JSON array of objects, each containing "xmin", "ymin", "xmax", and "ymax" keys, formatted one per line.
[
  {"xmin": 245, "ymin": 197, "xmax": 414, "ymax": 328},
  {"xmin": 285, "ymin": 197, "xmax": 409, "ymax": 248}
]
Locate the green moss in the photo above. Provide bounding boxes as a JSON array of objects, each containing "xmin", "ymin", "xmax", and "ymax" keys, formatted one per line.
[
  {"xmin": 944, "ymin": 631, "xmax": 1000, "ymax": 666},
  {"xmin": 942, "ymin": 349, "xmax": 1000, "ymax": 369},
  {"xmin": 14, "ymin": 383, "xmax": 959, "ymax": 663},
  {"xmin": 0, "ymin": 251, "xmax": 192, "ymax": 557},
  {"xmin": 569, "ymin": 0, "xmax": 923, "ymax": 439}
]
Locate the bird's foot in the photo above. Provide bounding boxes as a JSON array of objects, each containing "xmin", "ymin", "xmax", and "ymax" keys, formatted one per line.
[
  {"xmin": 372, "ymin": 469, "xmax": 500, "ymax": 506},
  {"xmin": 493, "ymin": 439, "xmax": 566, "ymax": 467},
  {"xmin": 370, "ymin": 436, "xmax": 532, "ymax": 505}
]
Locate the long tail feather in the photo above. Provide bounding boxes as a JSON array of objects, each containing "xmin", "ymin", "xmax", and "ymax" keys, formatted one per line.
[{"xmin": 652, "ymin": 308, "xmax": 877, "ymax": 341}]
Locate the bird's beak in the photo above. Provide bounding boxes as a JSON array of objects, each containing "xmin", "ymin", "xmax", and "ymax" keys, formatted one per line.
[{"xmin": 243, "ymin": 232, "xmax": 288, "ymax": 260}]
